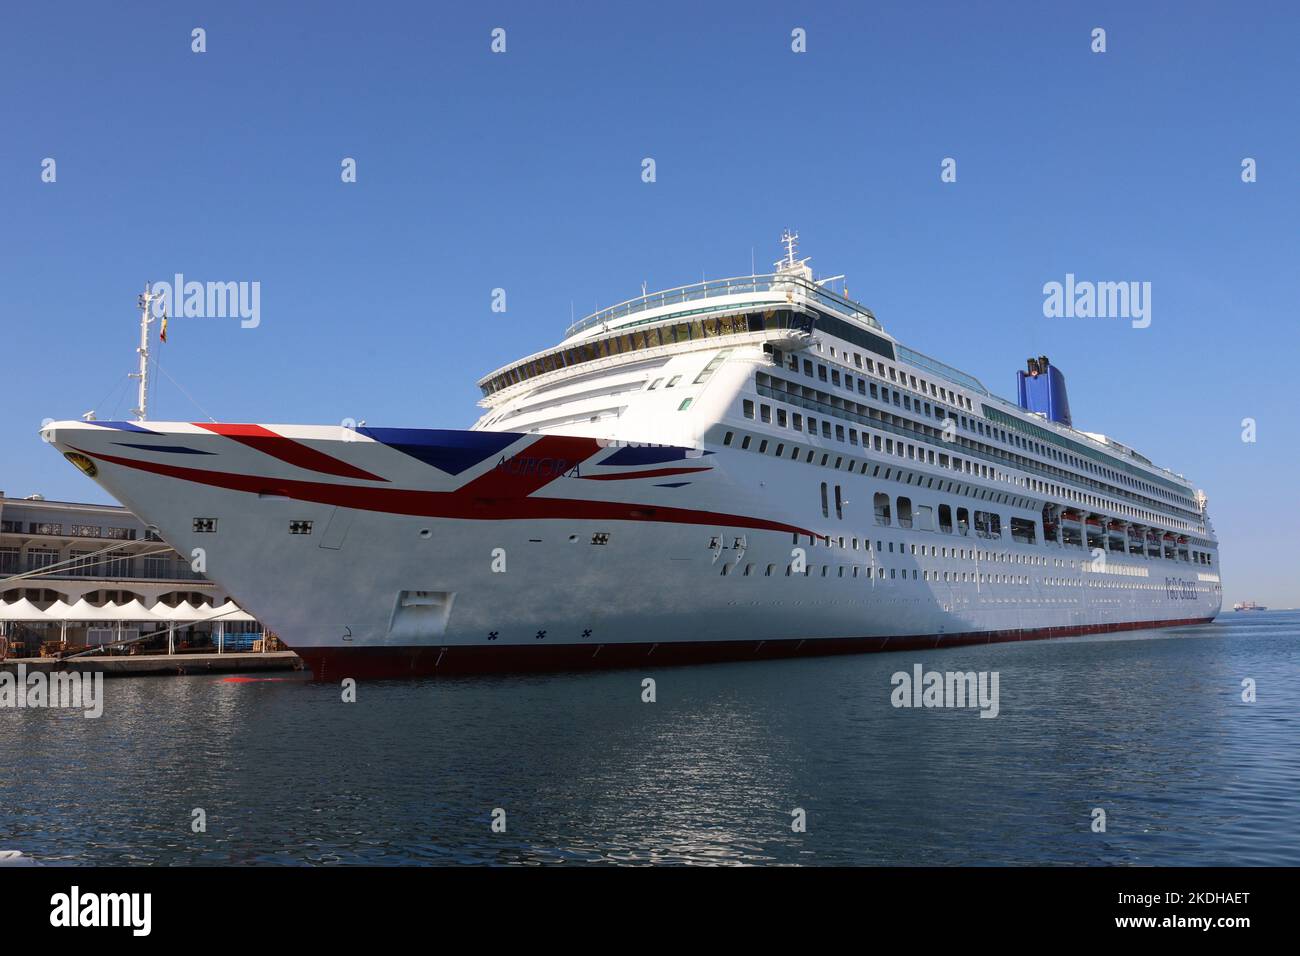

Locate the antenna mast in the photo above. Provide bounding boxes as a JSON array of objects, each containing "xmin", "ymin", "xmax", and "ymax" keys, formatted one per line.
[
  {"xmin": 775, "ymin": 229, "xmax": 811, "ymax": 279},
  {"xmin": 780, "ymin": 229, "xmax": 799, "ymax": 269},
  {"xmin": 130, "ymin": 283, "xmax": 162, "ymax": 421}
]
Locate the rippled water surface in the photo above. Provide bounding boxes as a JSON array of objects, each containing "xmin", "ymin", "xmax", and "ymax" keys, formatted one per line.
[{"xmin": 3, "ymin": 612, "xmax": 1298, "ymax": 865}]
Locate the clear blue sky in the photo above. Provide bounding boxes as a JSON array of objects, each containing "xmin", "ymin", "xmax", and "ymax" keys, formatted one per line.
[{"xmin": 2, "ymin": 1, "xmax": 1296, "ymax": 606}]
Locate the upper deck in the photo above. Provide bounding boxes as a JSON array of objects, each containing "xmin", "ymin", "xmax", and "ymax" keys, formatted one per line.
[
  {"xmin": 475, "ymin": 239, "xmax": 1199, "ymax": 502},
  {"xmin": 562, "ymin": 271, "xmax": 883, "ymax": 340}
]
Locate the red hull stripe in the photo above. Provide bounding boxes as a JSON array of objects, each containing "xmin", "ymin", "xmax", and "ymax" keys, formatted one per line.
[
  {"xmin": 194, "ymin": 423, "xmax": 388, "ymax": 482},
  {"xmin": 296, "ymin": 616, "xmax": 1217, "ymax": 679},
  {"xmin": 579, "ymin": 466, "xmax": 712, "ymax": 481},
  {"xmin": 74, "ymin": 445, "xmax": 811, "ymax": 536}
]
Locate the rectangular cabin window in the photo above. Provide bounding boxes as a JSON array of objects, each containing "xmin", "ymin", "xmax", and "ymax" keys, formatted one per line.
[
  {"xmin": 723, "ymin": 431, "xmax": 734, "ymax": 446},
  {"xmin": 874, "ymin": 493, "xmax": 891, "ymax": 526},
  {"xmin": 939, "ymin": 504, "xmax": 953, "ymax": 533},
  {"xmin": 760, "ymin": 404, "xmax": 772, "ymax": 423},
  {"xmin": 1011, "ymin": 517, "xmax": 1037, "ymax": 544}
]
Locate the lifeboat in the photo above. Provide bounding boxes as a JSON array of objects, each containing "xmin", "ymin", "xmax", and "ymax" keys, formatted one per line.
[{"xmin": 1062, "ymin": 510, "xmax": 1082, "ymax": 522}]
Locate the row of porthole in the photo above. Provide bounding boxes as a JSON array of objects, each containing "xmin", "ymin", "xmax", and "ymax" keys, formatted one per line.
[{"xmin": 415, "ymin": 529, "xmax": 611, "ymax": 545}]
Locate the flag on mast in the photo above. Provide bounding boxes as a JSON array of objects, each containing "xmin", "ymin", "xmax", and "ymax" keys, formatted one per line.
[{"xmin": 160, "ymin": 312, "xmax": 168, "ymax": 343}]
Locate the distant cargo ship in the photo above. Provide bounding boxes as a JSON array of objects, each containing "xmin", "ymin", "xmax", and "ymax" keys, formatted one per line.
[
  {"xmin": 1232, "ymin": 601, "xmax": 1267, "ymax": 612},
  {"xmin": 44, "ymin": 235, "xmax": 1223, "ymax": 678}
]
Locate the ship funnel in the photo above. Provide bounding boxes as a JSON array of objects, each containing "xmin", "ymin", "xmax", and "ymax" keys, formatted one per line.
[{"xmin": 1017, "ymin": 355, "xmax": 1072, "ymax": 427}]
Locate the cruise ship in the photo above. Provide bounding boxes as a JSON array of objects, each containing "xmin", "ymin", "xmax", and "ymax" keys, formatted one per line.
[{"xmin": 43, "ymin": 236, "xmax": 1222, "ymax": 677}]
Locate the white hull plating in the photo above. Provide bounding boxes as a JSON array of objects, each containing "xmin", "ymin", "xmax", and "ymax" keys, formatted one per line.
[{"xmin": 44, "ymin": 420, "xmax": 1219, "ymax": 677}]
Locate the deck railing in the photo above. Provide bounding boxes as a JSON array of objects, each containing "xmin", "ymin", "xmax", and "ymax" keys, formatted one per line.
[{"xmin": 565, "ymin": 273, "xmax": 881, "ymax": 337}]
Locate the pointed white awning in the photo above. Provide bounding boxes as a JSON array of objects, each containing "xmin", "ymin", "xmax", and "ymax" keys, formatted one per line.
[
  {"xmin": 107, "ymin": 598, "xmax": 161, "ymax": 621},
  {"xmin": 52, "ymin": 598, "xmax": 159, "ymax": 622},
  {"xmin": 211, "ymin": 601, "xmax": 257, "ymax": 623},
  {"xmin": 61, "ymin": 598, "xmax": 103, "ymax": 620},
  {"xmin": 149, "ymin": 600, "xmax": 211, "ymax": 622},
  {"xmin": 45, "ymin": 600, "xmax": 74, "ymax": 619},
  {"xmin": 0, "ymin": 598, "xmax": 50, "ymax": 621}
]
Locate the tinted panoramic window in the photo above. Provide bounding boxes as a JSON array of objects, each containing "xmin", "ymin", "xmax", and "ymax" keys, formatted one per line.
[{"xmin": 480, "ymin": 308, "xmax": 812, "ymax": 396}]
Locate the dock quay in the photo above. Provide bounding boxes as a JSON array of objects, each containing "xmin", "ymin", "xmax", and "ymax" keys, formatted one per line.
[
  {"xmin": 1, "ymin": 650, "xmax": 302, "ymax": 677},
  {"xmin": 2, "ymin": 492, "xmax": 299, "ymax": 677}
]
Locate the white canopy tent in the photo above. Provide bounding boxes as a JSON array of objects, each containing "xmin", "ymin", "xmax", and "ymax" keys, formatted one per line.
[
  {"xmin": 44, "ymin": 599, "xmax": 74, "ymax": 619},
  {"xmin": 89, "ymin": 598, "xmax": 160, "ymax": 622},
  {"xmin": 208, "ymin": 601, "xmax": 260, "ymax": 653},
  {"xmin": 211, "ymin": 601, "xmax": 257, "ymax": 622},
  {"xmin": 0, "ymin": 598, "xmax": 50, "ymax": 622},
  {"xmin": 148, "ymin": 600, "xmax": 211, "ymax": 622},
  {"xmin": 1, "ymin": 596, "xmax": 260, "ymax": 657},
  {"xmin": 60, "ymin": 597, "xmax": 104, "ymax": 621}
]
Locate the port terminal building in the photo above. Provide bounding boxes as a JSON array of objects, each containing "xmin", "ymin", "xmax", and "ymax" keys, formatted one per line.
[{"xmin": 0, "ymin": 491, "xmax": 263, "ymax": 657}]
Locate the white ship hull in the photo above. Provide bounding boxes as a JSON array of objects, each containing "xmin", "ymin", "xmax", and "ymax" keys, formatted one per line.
[{"xmin": 44, "ymin": 420, "xmax": 1220, "ymax": 678}]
